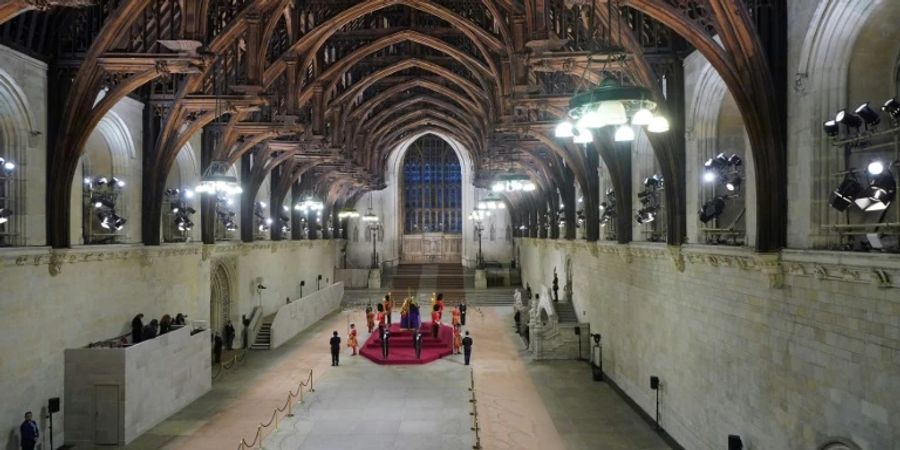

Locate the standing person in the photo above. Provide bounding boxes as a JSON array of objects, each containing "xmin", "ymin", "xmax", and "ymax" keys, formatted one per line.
[
  {"xmin": 384, "ymin": 294, "xmax": 393, "ymax": 325},
  {"xmin": 380, "ymin": 326, "xmax": 391, "ymax": 360},
  {"xmin": 159, "ymin": 314, "xmax": 172, "ymax": 334},
  {"xmin": 224, "ymin": 320, "xmax": 236, "ymax": 350},
  {"xmin": 413, "ymin": 329, "xmax": 423, "ymax": 359},
  {"xmin": 347, "ymin": 323, "xmax": 358, "ymax": 356},
  {"xmin": 435, "ymin": 293, "xmax": 445, "ymax": 319},
  {"xmin": 213, "ymin": 333, "xmax": 223, "ymax": 364},
  {"xmin": 365, "ymin": 305, "xmax": 375, "ymax": 333},
  {"xmin": 459, "ymin": 300, "xmax": 468, "ymax": 326},
  {"xmin": 453, "ymin": 324, "xmax": 462, "ymax": 354},
  {"xmin": 431, "ymin": 304, "xmax": 441, "ymax": 339},
  {"xmin": 241, "ymin": 314, "xmax": 251, "ymax": 349},
  {"xmin": 19, "ymin": 411, "xmax": 38, "ymax": 450},
  {"xmin": 525, "ymin": 284, "xmax": 532, "ymax": 302},
  {"xmin": 143, "ymin": 319, "xmax": 159, "ymax": 340},
  {"xmin": 376, "ymin": 303, "xmax": 386, "ymax": 329},
  {"xmin": 131, "ymin": 313, "xmax": 144, "ymax": 344},
  {"xmin": 462, "ymin": 331, "xmax": 473, "ymax": 365},
  {"xmin": 330, "ymin": 331, "xmax": 341, "ymax": 366},
  {"xmin": 174, "ymin": 313, "xmax": 186, "ymax": 326},
  {"xmin": 451, "ymin": 305, "xmax": 461, "ymax": 327}
]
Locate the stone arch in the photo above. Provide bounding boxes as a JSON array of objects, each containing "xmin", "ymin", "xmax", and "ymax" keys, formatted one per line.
[
  {"xmin": 790, "ymin": 0, "xmax": 881, "ymax": 247},
  {"xmin": 94, "ymin": 110, "xmax": 136, "ymax": 178},
  {"xmin": 209, "ymin": 259, "xmax": 237, "ymax": 336},
  {"xmin": 686, "ymin": 59, "xmax": 756, "ymax": 247},
  {"xmin": 0, "ymin": 67, "xmax": 34, "ymax": 246}
]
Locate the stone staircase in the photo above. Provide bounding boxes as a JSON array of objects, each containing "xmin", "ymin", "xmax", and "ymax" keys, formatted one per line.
[
  {"xmin": 555, "ymin": 301, "xmax": 579, "ymax": 323},
  {"xmin": 250, "ymin": 318, "xmax": 273, "ymax": 350}
]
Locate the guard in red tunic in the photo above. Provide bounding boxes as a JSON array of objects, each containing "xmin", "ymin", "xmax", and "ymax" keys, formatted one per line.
[
  {"xmin": 347, "ymin": 323, "xmax": 358, "ymax": 356},
  {"xmin": 431, "ymin": 304, "xmax": 441, "ymax": 339}
]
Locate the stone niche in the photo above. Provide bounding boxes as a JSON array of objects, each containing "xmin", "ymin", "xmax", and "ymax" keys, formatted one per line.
[{"xmin": 63, "ymin": 326, "xmax": 211, "ymax": 446}]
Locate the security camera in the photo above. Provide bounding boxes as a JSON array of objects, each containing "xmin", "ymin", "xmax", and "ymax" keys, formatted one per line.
[{"xmin": 257, "ymin": 284, "xmax": 267, "ymax": 290}]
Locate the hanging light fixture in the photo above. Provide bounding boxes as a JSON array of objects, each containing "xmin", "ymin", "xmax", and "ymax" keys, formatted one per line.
[
  {"xmin": 614, "ymin": 125, "xmax": 635, "ymax": 142},
  {"xmin": 294, "ymin": 196, "xmax": 324, "ymax": 213},
  {"xmin": 338, "ymin": 208, "xmax": 360, "ymax": 219},
  {"xmin": 477, "ymin": 192, "xmax": 506, "ymax": 211},
  {"xmin": 566, "ymin": 78, "xmax": 663, "ymax": 138},
  {"xmin": 362, "ymin": 192, "xmax": 379, "ymax": 222},
  {"xmin": 196, "ymin": 161, "xmax": 242, "ymax": 195},
  {"xmin": 491, "ymin": 173, "xmax": 536, "ymax": 193}
]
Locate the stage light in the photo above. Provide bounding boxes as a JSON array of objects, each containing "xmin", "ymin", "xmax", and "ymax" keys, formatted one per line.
[
  {"xmin": 855, "ymin": 102, "xmax": 881, "ymax": 127},
  {"xmin": 699, "ymin": 197, "xmax": 726, "ymax": 223},
  {"xmin": 0, "ymin": 208, "xmax": 11, "ymax": 224},
  {"xmin": 84, "ymin": 177, "xmax": 92, "ymax": 185},
  {"xmin": 259, "ymin": 201, "xmax": 267, "ymax": 208},
  {"xmin": 727, "ymin": 155, "xmax": 743, "ymax": 167},
  {"xmin": 184, "ymin": 189, "xmax": 194, "ymax": 198},
  {"xmin": 835, "ymin": 109, "xmax": 863, "ymax": 130},
  {"xmin": 823, "ymin": 120, "xmax": 839, "ymax": 137},
  {"xmin": 554, "ymin": 121, "xmax": 574, "ymax": 138},
  {"xmin": 882, "ymin": 97, "xmax": 900, "ymax": 120},
  {"xmin": 829, "ymin": 175, "xmax": 864, "ymax": 211},
  {"xmin": 112, "ymin": 177, "xmax": 125, "ymax": 188},
  {"xmin": 171, "ymin": 206, "xmax": 180, "ymax": 213},
  {"xmin": 855, "ymin": 172, "xmax": 896, "ymax": 212},
  {"xmin": 614, "ymin": 125, "xmax": 635, "ymax": 142},
  {"xmin": 635, "ymin": 207, "xmax": 657, "ymax": 224},
  {"xmin": 725, "ymin": 174, "xmax": 743, "ymax": 192},
  {"xmin": 703, "ymin": 171, "xmax": 717, "ymax": 183},
  {"xmin": 95, "ymin": 177, "xmax": 109, "ymax": 186},
  {"xmin": 0, "ymin": 157, "xmax": 14, "ymax": 173},
  {"xmin": 643, "ymin": 175, "xmax": 662, "ymax": 188},
  {"xmin": 867, "ymin": 160, "xmax": 885, "ymax": 175}
]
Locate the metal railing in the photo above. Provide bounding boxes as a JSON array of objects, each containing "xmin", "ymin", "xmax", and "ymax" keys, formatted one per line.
[
  {"xmin": 469, "ymin": 368, "xmax": 482, "ymax": 450},
  {"xmin": 236, "ymin": 369, "xmax": 315, "ymax": 450}
]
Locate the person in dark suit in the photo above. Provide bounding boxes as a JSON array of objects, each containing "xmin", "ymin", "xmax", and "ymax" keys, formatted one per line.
[
  {"xmin": 20, "ymin": 411, "xmax": 38, "ymax": 450},
  {"xmin": 459, "ymin": 300, "xmax": 468, "ymax": 326},
  {"xmin": 213, "ymin": 333, "xmax": 223, "ymax": 364},
  {"xmin": 413, "ymin": 330, "xmax": 423, "ymax": 359},
  {"xmin": 462, "ymin": 331, "xmax": 473, "ymax": 365},
  {"xmin": 131, "ymin": 313, "xmax": 144, "ymax": 344},
  {"xmin": 330, "ymin": 331, "xmax": 341, "ymax": 366},
  {"xmin": 381, "ymin": 327, "xmax": 391, "ymax": 359},
  {"xmin": 224, "ymin": 320, "xmax": 236, "ymax": 350}
]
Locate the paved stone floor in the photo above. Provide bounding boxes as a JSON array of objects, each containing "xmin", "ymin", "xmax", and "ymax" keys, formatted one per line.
[{"xmin": 105, "ymin": 304, "xmax": 673, "ymax": 450}]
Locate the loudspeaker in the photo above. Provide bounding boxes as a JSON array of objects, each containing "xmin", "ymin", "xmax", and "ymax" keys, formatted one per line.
[
  {"xmin": 727, "ymin": 435, "xmax": 743, "ymax": 450},
  {"xmin": 48, "ymin": 397, "xmax": 60, "ymax": 413},
  {"xmin": 300, "ymin": 280, "xmax": 305, "ymax": 286},
  {"xmin": 650, "ymin": 376, "xmax": 660, "ymax": 390}
]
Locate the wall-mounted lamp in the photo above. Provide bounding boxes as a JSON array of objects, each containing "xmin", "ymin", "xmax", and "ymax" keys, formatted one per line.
[
  {"xmin": 317, "ymin": 274, "xmax": 323, "ymax": 290},
  {"xmin": 299, "ymin": 280, "xmax": 305, "ymax": 298}
]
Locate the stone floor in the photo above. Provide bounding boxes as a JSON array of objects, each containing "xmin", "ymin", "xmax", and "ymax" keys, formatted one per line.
[{"xmin": 104, "ymin": 305, "xmax": 673, "ymax": 450}]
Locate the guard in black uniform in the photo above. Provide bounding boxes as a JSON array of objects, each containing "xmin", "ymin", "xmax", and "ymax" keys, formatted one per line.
[
  {"xmin": 381, "ymin": 327, "xmax": 391, "ymax": 359},
  {"xmin": 330, "ymin": 331, "xmax": 341, "ymax": 366},
  {"xmin": 459, "ymin": 300, "xmax": 468, "ymax": 326},
  {"xmin": 462, "ymin": 331, "xmax": 473, "ymax": 365},
  {"xmin": 413, "ymin": 329, "xmax": 423, "ymax": 359}
]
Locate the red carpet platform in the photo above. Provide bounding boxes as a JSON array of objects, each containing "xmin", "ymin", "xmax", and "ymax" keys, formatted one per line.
[{"xmin": 360, "ymin": 323, "xmax": 456, "ymax": 365}]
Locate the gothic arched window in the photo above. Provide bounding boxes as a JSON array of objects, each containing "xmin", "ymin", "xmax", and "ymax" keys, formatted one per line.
[{"xmin": 402, "ymin": 135, "xmax": 462, "ymax": 234}]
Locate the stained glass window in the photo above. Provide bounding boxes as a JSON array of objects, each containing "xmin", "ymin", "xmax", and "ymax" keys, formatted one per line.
[{"xmin": 403, "ymin": 135, "xmax": 462, "ymax": 234}]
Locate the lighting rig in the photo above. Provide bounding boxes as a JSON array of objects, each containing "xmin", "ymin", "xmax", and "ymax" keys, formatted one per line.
[
  {"xmin": 84, "ymin": 176, "xmax": 128, "ymax": 235},
  {"xmin": 0, "ymin": 156, "xmax": 16, "ymax": 229},
  {"xmin": 824, "ymin": 98, "xmax": 899, "ymax": 251},
  {"xmin": 636, "ymin": 175, "xmax": 663, "ymax": 225},
  {"xmin": 165, "ymin": 188, "xmax": 196, "ymax": 234},
  {"xmin": 215, "ymin": 194, "xmax": 238, "ymax": 233},
  {"xmin": 254, "ymin": 201, "xmax": 273, "ymax": 233}
]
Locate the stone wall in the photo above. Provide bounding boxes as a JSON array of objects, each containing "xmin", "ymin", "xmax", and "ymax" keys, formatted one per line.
[
  {"xmin": 270, "ymin": 282, "xmax": 344, "ymax": 349},
  {"xmin": 518, "ymin": 238, "xmax": 898, "ymax": 450},
  {"xmin": 0, "ymin": 239, "xmax": 339, "ymax": 445},
  {"xmin": 63, "ymin": 327, "xmax": 211, "ymax": 445}
]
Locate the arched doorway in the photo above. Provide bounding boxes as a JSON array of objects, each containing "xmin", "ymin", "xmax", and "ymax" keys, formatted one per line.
[
  {"xmin": 400, "ymin": 135, "xmax": 463, "ymax": 263},
  {"xmin": 209, "ymin": 261, "xmax": 233, "ymax": 336}
]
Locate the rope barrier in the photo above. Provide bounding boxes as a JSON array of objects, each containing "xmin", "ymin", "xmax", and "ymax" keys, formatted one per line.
[
  {"xmin": 469, "ymin": 368, "xmax": 482, "ymax": 450},
  {"xmin": 212, "ymin": 349, "xmax": 248, "ymax": 380},
  {"xmin": 236, "ymin": 369, "xmax": 315, "ymax": 450}
]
